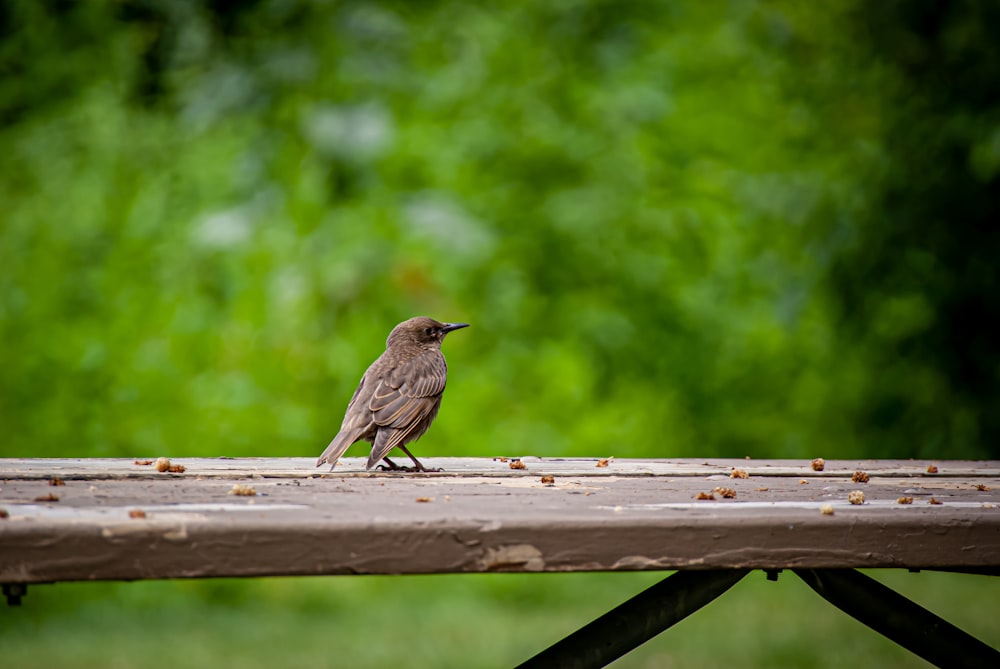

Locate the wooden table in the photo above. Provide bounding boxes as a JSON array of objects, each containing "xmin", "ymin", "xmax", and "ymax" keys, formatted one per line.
[{"xmin": 2, "ymin": 457, "xmax": 999, "ymax": 668}]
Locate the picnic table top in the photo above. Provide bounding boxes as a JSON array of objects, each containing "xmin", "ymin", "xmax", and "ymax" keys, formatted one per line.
[{"xmin": 2, "ymin": 457, "xmax": 999, "ymax": 584}]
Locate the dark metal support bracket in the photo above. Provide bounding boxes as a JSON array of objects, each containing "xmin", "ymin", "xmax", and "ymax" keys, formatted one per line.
[
  {"xmin": 794, "ymin": 569, "xmax": 1000, "ymax": 669},
  {"xmin": 517, "ymin": 568, "xmax": 1000, "ymax": 669},
  {"xmin": 516, "ymin": 569, "xmax": 750, "ymax": 669}
]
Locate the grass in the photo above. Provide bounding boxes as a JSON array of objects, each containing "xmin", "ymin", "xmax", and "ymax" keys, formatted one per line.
[{"xmin": 1, "ymin": 570, "xmax": 996, "ymax": 667}]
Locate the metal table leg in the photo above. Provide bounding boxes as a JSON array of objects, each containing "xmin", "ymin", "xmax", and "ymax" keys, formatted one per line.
[
  {"xmin": 516, "ymin": 569, "xmax": 749, "ymax": 669},
  {"xmin": 794, "ymin": 569, "xmax": 1000, "ymax": 669}
]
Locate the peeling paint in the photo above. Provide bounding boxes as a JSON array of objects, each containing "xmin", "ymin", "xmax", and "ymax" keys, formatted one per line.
[{"xmin": 480, "ymin": 544, "xmax": 545, "ymax": 571}]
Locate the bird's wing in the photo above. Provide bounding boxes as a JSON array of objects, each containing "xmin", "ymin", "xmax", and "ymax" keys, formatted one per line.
[
  {"xmin": 365, "ymin": 353, "xmax": 446, "ymax": 467},
  {"xmin": 370, "ymin": 353, "xmax": 447, "ymax": 426}
]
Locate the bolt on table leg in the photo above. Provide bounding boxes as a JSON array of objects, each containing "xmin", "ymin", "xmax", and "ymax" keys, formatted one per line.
[{"xmin": 3, "ymin": 583, "xmax": 27, "ymax": 606}]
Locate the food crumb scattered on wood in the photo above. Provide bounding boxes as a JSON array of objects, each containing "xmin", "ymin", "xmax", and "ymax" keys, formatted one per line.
[
  {"xmin": 596, "ymin": 457, "xmax": 613, "ymax": 468},
  {"xmin": 415, "ymin": 496, "xmax": 433, "ymax": 503},
  {"xmin": 811, "ymin": 458, "xmax": 825, "ymax": 471},
  {"xmin": 820, "ymin": 504, "xmax": 834, "ymax": 515},
  {"xmin": 134, "ymin": 459, "xmax": 154, "ymax": 466},
  {"xmin": 128, "ymin": 509, "xmax": 147, "ymax": 519},
  {"xmin": 540, "ymin": 475, "xmax": 555, "ymax": 484},
  {"xmin": 493, "ymin": 457, "xmax": 508, "ymax": 462},
  {"xmin": 975, "ymin": 484, "xmax": 991, "ymax": 491},
  {"xmin": 228, "ymin": 484, "xmax": 256, "ymax": 497},
  {"xmin": 897, "ymin": 497, "xmax": 914, "ymax": 504},
  {"xmin": 695, "ymin": 491, "xmax": 715, "ymax": 500},
  {"xmin": 926, "ymin": 464, "xmax": 939, "ymax": 474},
  {"xmin": 49, "ymin": 477, "xmax": 65, "ymax": 486},
  {"xmin": 713, "ymin": 487, "xmax": 737, "ymax": 499},
  {"xmin": 755, "ymin": 487, "xmax": 769, "ymax": 492},
  {"xmin": 34, "ymin": 493, "xmax": 60, "ymax": 502},
  {"xmin": 852, "ymin": 471, "xmax": 870, "ymax": 483},
  {"xmin": 799, "ymin": 479, "xmax": 809, "ymax": 484},
  {"xmin": 929, "ymin": 497, "xmax": 943, "ymax": 505},
  {"xmin": 730, "ymin": 468, "xmax": 749, "ymax": 479},
  {"xmin": 847, "ymin": 490, "xmax": 865, "ymax": 505},
  {"xmin": 509, "ymin": 459, "xmax": 527, "ymax": 470},
  {"xmin": 154, "ymin": 457, "xmax": 186, "ymax": 473}
]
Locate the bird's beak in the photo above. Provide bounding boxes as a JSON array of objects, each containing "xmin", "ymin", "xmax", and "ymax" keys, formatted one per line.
[{"xmin": 442, "ymin": 322, "xmax": 470, "ymax": 333}]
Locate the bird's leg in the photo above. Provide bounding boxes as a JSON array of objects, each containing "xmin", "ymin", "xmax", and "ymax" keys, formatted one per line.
[
  {"xmin": 377, "ymin": 456, "xmax": 405, "ymax": 471},
  {"xmin": 398, "ymin": 445, "xmax": 442, "ymax": 473}
]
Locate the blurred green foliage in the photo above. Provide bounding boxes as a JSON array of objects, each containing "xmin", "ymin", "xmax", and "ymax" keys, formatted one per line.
[
  {"xmin": 2, "ymin": 1, "xmax": 998, "ymax": 460},
  {"xmin": 3, "ymin": 3, "xmax": 1000, "ymax": 667}
]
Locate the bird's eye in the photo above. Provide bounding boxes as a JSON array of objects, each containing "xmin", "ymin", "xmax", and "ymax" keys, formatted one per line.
[{"xmin": 425, "ymin": 327, "xmax": 434, "ymax": 335}]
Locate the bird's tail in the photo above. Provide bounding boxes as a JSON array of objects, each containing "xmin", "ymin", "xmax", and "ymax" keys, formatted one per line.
[{"xmin": 316, "ymin": 430, "xmax": 356, "ymax": 469}]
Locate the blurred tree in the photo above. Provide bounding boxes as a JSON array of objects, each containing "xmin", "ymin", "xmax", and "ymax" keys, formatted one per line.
[
  {"xmin": 0, "ymin": 0, "xmax": 996, "ymax": 460},
  {"xmin": 829, "ymin": 0, "xmax": 1000, "ymax": 456}
]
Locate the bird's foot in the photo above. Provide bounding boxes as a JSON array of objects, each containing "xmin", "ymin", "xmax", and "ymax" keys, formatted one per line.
[
  {"xmin": 406, "ymin": 459, "xmax": 443, "ymax": 473},
  {"xmin": 397, "ymin": 446, "xmax": 442, "ymax": 473},
  {"xmin": 376, "ymin": 457, "xmax": 405, "ymax": 471},
  {"xmin": 375, "ymin": 456, "xmax": 442, "ymax": 473},
  {"xmin": 376, "ymin": 464, "xmax": 422, "ymax": 473}
]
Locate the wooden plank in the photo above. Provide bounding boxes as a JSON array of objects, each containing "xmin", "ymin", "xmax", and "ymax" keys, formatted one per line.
[
  {"xmin": 1, "ymin": 458, "xmax": 998, "ymax": 584},
  {"xmin": 3, "ymin": 456, "xmax": 993, "ymax": 479}
]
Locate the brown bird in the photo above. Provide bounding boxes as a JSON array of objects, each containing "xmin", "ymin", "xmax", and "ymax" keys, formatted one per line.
[{"xmin": 316, "ymin": 317, "xmax": 469, "ymax": 472}]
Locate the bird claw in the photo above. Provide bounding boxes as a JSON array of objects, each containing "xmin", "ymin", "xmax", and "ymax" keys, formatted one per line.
[{"xmin": 375, "ymin": 460, "xmax": 442, "ymax": 473}]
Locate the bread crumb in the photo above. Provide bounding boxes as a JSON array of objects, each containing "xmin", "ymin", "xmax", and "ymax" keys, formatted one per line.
[
  {"xmin": 540, "ymin": 475, "xmax": 555, "ymax": 484},
  {"xmin": 820, "ymin": 504, "xmax": 835, "ymax": 515},
  {"xmin": 167, "ymin": 464, "xmax": 186, "ymax": 474},
  {"xmin": 730, "ymin": 469, "xmax": 749, "ymax": 479},
  {"xmin": 852, "ymin": 471, "xmax": 870, "ymax": 483},
  {"xmin": 695, "ymin": 491, "xmax": 715, "ymax": 500},
  {"xmin": 134, "ymin": 459, "xmax": 154, "ymax": 466},
  {"xmin": 129, "ymin": 509, "xmax": 147, "ymax": 519},
  {"xmin": 847, "ymin": 490, "xmax": 865, "ymax": 505},
  {"xmin": 811, "ymin": 458, "xmax": 825, "ymax": 471},
  {"xmin": 713, "ymin": 487, "xmax": 737, "ymax": 499},
  {"xmin": 415, "ymin": 496, "xmax": 433, "ymax": 503},
  {"xmin": 596, "ymin": 457, "xmax": 613, "ymax": 468},
  {"xmin": 975, "ymin": 484, "xmax": 991, "ymax": 491},
  {"xmin": 155, "ymin": 457, "xmax": 171, "ymax": 472},
  {"xmin": 897, "ymin": 497, "xmax": 913, "ymax": 504},
  {"xmin": 926, "ymin": 464, "xmax": 939, "ymax": 474},
  {"xmin": 755, "ymin": 487, "xmax": 769, "ymax": 492},
  {"xmin": 49, "ymin": 477, "xmax": 65, "ymax": 486},
  {"xmin": 799, "ymin": 479, "xmax": 809, "ymax": 484},
  {"xmin": 228, "ymin": 484, "xmax": 256, "ymax": 497},
  {"xmin": 509, "ymin": 459, "xmax": 527, "ymax": 470},
  {"xmin": 34, "ymin": 493, "xmax": 60, "ymax": 502},
  {"xmin": 493, "ymin": 457, "xmax": 508, "ymax": 463},
  {"xmin": 929, "ymin": 497, "xmax": 943, "ymax": 505}
]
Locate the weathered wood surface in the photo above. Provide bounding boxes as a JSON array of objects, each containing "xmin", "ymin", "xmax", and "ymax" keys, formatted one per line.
[{"xmin": 1, "ymin": 457, "xmax": 998, "ymax": 583}]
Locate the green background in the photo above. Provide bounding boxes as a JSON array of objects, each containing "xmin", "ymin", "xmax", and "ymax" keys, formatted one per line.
[{"xmin": 2, "ymin": 1, "xmax": 999, "ymax": 666}]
